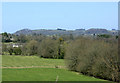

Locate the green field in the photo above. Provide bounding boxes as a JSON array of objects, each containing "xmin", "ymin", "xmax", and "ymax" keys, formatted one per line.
[
  {"xmin": 3, "ymin": 68, "xmax": 105, "ymax": 81},
  {"xmin": 2, "ymin": 55, "xmax": 110, "ymax": 81},
  {"xmin": 2, "ymin": 55, "xmax": 65, "ymax": 68}
]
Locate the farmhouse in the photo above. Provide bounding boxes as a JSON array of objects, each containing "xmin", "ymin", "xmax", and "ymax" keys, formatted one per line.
[
  {"xmin": 12, "ymin": 43, "xmax": 23, "ymax": 48},
  {"xmin": 6, "ymin": 43, "xmax": 23, "ymax": 48}
]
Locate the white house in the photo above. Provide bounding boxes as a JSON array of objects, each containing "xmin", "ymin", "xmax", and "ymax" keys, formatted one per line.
[{"xmin": 13, "ymin": 44, "xmax": 19, "ymax": 48}]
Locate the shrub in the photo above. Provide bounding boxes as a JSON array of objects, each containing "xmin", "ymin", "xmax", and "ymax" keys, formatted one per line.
[
  {"xmin": 7, "ymin": 47, "xmax": 13, "ymax": 55},
  {"xmin": 97, "ymin": 34, "xmax": 111, "ymax": 38},
  {"xmin": 13, "ymin": 47, "xmax": 22, "ymax": 55}
]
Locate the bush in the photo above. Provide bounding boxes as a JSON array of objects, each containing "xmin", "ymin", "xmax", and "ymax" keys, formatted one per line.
[
  {"xmin": 2, "ymin": 43, "xmax": 7, "ymax": 54},
  {"xmin": 7, "ymin": 47, "xmax": 13, "ymax": 55},
  {"xmin": 13, "ymin": 47, "xmax": 22, "ymax": 55},
  {"xmin": 97, "ymin": 34, "xmax": 111, "ymax": 38}
]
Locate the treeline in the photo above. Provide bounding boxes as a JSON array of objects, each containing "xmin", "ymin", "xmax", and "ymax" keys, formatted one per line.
[
  {"xmin": 65, "ymin": 37, "xmax": 119, "ymax": 82},
  {"xmin": 21, "ymin": 38, "xmax": 66, "ymax": 59},
  {"xmin": 2, "ymin": 32, "xmax": 118, "ymax": 43},
  {"xmin": 2, "ymin": 33, "xmax": 70, "ymax": 59}
]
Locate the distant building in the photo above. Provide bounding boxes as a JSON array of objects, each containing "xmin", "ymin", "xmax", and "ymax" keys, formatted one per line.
[
  {"xmin": 12, "ymin": 43, "xmax": 23, "ymax": 48},
  {"xmin": 13, "ymin": 44, "xmax": 19, "ymax": 48}
]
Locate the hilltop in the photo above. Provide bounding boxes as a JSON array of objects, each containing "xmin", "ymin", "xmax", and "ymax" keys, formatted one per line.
[{"xmin": 14, "ymin": 28, "xmax": 118, "ymax": 36}]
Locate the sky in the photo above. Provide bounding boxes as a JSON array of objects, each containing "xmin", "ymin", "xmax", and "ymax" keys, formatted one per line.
[{"xmin": 2, "ymin": 2, "xmax": 118, "ymax": 33}]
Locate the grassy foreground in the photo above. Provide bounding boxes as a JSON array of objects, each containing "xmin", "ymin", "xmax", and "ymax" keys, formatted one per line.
[
  {"xmin": 2, "ymin": 55, "xmax": 109, "ymax": 81},
  {"xmin": 2, "ymin": 68, "xmax": 105, "ymax": 81}
]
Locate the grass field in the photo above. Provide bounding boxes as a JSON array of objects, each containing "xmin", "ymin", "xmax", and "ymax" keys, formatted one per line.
[
  {"xmin": 2, "ymin": 68, "xmax": 105, "ymax": 81},
  {"xmin": 2, "ymin": 55, "xmax": 65, "ymax": 68},
  {"xmin": 2, "ymin": 55, "xmax": 111, "ymax": 82}
]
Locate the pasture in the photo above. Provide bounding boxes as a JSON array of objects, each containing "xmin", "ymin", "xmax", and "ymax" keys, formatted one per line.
[
  {"xmin": 2, "ymin": 55, "xmax": 110, "ymax": 82},
  {"xmin": 2, "ymin": 55, "xmax": 65, "ymax": 68},
  {"xmin": 3, "ymin": 68, "xmax": 106, "ymax": 81}
]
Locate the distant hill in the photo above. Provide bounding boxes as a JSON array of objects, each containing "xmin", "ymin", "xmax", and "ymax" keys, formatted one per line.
[
  {"xmin": 15, "ymin": 29, "xmax": 33, "ymax": 35},
  {"xmin": 14, "ymin": 28, "xmax": 118, "ymax": 36},
  {"xmin": 85, "ymin": 28, "xmax": 109, "ymax": 34}
]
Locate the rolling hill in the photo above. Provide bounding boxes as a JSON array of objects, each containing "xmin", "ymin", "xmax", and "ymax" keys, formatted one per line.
[{"xmin": 14, "ymin": 28, "xmax": 118, "ymax": 36}]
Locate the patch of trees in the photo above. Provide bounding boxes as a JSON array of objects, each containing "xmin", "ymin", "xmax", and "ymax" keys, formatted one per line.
[
  {"xmin": 65, "ymin": 37, "xmax": 119, "ymax": 82},
  {"xmin": 2, "ymin": 37, "xmax": 66, "ymax": 59},
  {"xmin": 2, "ymin": 44, "xmax": 22, "ymax": 55},
  {"xmin": 2, "ymin": 32, "xmax": 12, "ymax": 42},
  {"xmin": 38, "ymin": 38, "xmax": 58, "ymax": 58},
  {"xmin": 14, "ymin": 34, "xmax": 27, "ymax": 43},
  {"xmin": 22, "ymin": 40, "xmax": 39, "ymax": 56},
  {"xmin": 23, "ymin": 38, "xmax": 66, "ymax": 59},
  {"xmin": 97, "ymin": 34, "xmax": 111, "ymax": 38}
]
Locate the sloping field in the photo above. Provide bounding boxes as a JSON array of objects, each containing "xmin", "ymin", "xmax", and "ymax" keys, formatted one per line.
[
  {"xmin": 2, "ymin": 68, "xmax": 105, "ymax": 81},
  {"xmin": 2, "ymin": 55, "xmax": 110, "ymax": 82},
  {"xmin": 2, "ymin": 55, "xmax": 65, "ymax": 68}
]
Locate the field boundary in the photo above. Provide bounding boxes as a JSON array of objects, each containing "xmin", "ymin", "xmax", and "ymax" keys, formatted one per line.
[{"xmin": 1, "ymin": 66, "xmax": 66, "ymax": 69}]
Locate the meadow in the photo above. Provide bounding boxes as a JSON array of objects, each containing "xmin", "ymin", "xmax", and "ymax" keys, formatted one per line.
[
  {"xmin": 2, "ymin": 55, "xmax": 109, "ymax": 82},
  {"xmin": 3, "ymin": 68, "xmax": 105, "ymax": 81},
  {"xmin": 2, "ymin": 55, "xmax": 65, "ymax": 68}
]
